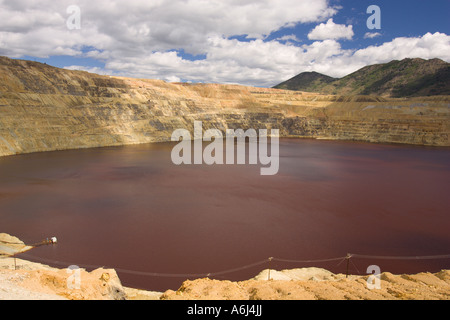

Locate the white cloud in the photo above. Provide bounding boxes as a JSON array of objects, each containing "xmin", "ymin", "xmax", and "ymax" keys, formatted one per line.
[
  {"xmin": 64, "ymin": 65, "xmax": 110, "ymax": 75},
  {"xmin": 275, "ymin": 34, "xmax": 302, "ymax": 44},
  {"xmin": 0, "ymin": 1, "xmax": 449, "ymax": 88},
  {"xmin": 0, "ymin": 0, "xmax": 337, "ymax": 56},
  {"xmin": 308, "ymin": 19, "xmax": 354, "ymax": 41},
  {"xmin": 20, "ymin": 32, "xmax": 450, "ymax": 87},
  {"xmin": 364, "ymin": 32, "xmax": 382, "ymax": 39},
  {"xmin": 97, "ymin": 33, "xmax": 416, "ymax": 85},
  {"xmin": 352, "ymin": 32, "xmax": 450, "ymax": 66}
]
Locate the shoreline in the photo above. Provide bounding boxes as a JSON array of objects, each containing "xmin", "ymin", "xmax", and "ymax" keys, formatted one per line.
[
  {"xmin": 1, "ymin": 255, "xmax": 449, "ymax": 300},
  {"xmin": 1, "ymin": 55, "xmax": 449, "ymax": 158},
  {"xmin": 0, "ymin": 256, "xmax": 163, "ymax": 300},
  {"xmin": 1, "ymin": 133, "xmax": 449, "ymax": 160}
]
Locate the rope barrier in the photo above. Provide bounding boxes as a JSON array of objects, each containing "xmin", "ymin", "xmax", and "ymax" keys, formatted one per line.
[
  {"xmin": 272, "ymin": 257, "xmax": 347, "ymax": 263},
  {"xmin": 14, "ymin": 253, "xmax": 270, "ymax": 278},
  {"xmin": 116, "ymin": 259, "xmax": 270, "ymax": 278},
  {"xmin": 350, "ymin": 254, "xmax": 450, "ymax": 260},
  {"xmin": 2, "ymin": 237, "xmax": 450, "ymax": 278},
  {"xmin": 6, "ymin": 252, "xmax": 449, "ymax": 279}
]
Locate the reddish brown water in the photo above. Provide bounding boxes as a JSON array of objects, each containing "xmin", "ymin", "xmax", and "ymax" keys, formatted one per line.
[{"xmin": 1, "ymin": 139, "xmax": 449, "ymax": 291}]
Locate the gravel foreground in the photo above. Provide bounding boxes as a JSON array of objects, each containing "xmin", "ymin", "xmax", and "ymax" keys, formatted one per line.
[
  {"xmin": 1, "ymin": 233, "xmax": 449, "ymax": 300},
  {"xmin": 1, "ymin": 257, "xmax": 449, "ymax": 300}
]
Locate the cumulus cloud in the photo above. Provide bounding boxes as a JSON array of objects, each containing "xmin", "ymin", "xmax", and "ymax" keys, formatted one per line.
[
  {"xmin": 364, "ymin": 32, "xmax": 382, "ymax": 39},
  {"xmin": 357, "ymin": 32, "xmax": 450, "ymax": 63},
  {"xmin": 64, "ymin": 65, "xmax": 110, "ymax": 76},
  {"xmin": 0, "ymin": 0, "xmax": 336, "ymax": 56},
  {"xmin": 307, "ymin": 19, "xmax": 354, "ymax": 41},
  {"xmin": 90, "ymin": 32, "xmax": 450, "ymax": 86},
  {"xmin": 291, "ymin": 32, "xmax": 450, "ymax": 80},
  {"xmin": 0, "ymin": 1, "xmax": 449, "ymax": 87},
  {"xmin": 275, "ymin": 35, "xmax": 302, "ymax": 43}
]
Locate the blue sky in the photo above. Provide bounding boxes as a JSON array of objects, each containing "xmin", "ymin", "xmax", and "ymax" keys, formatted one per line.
[
  {"xmin": 267, "ymin": 0, "xmax": 450, "ymax": 47},
  {"xmin": 1, "ymin": 0, "xmax": 449, "ymax": 87}
]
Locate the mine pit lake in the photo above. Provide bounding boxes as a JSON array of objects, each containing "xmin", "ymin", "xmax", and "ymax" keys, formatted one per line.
[{"xmin": 1, "ymin": 138, "xmax": 449, "ymax": 292}]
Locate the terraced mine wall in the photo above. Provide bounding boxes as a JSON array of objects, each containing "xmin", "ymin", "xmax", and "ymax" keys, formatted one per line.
[{"xmin": 0, "ymin": 56, "xmax": 449, "ymax": 157}]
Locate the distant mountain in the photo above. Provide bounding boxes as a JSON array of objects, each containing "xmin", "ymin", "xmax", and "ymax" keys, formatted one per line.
[
  {"xmin": 273, "ymin": 71, "xmax": 336, "ymax": 92},
  {"xmin": 274, "ymin": 58, "xmax": 450, "ymax": 97}
]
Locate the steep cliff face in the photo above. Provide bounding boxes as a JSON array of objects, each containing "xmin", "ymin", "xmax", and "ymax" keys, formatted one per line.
[{"xmin": 0, "ymin": 56, "xmax": 449, "ymax": 157}]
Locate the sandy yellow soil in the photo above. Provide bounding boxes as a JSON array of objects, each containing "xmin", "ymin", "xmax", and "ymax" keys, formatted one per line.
[
  {"xmin": 161, "ymin": 268, "xmax": 450, "ymax": 300},
  {"xmin": 2, "ymin": 258, "xmax": 449, "ymax": 300},
  {"xmin": 1, "ymin": 234, "xmax": 449, "ymax": 300}
]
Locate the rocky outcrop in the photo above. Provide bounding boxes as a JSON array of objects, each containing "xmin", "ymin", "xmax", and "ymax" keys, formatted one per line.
[
  {"xmin": 0, "ymin": 56, "xmax": 449, "ymax": 157},
  {"xmin": 0, "ymin": 232, "xmax": 126, "ymax": 300},
  {"xmin": 0, "ymin": 262, "xmax": 127, "ymax": 300},
  {"xmin": 161, "ymin": 268, "xmax": 450, "ymax": 300},
  {"xmin": 0, "ymin": 233, "xmax": 33, "ymax": 257}
]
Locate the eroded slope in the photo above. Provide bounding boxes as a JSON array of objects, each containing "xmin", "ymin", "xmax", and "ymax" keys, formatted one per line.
[{"xmin": 0, "ymin": 56, "xmax": 449, "ymax": 157}]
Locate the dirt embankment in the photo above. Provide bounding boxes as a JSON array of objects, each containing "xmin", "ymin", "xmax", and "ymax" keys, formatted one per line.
[
  {"xmin": 0, "ymin": 233, "xmax": 160, "ymax": 300},
  {"xmin": 1, "ymin": 234, "xmax": 449, "ymax": 300},
  {"xmin": 161, "ymin": 268, "xmax": 450, "ymax": 300},
  {"xmin": 1, "ymin": 258, "xmax": 449, "ymax": 300},
  {"xmin": 1, "ymin": 55, "xmax": 449, "ymax": 158}
]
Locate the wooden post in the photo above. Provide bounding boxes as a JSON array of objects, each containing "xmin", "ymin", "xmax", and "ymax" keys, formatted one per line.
[
  {"xmin": 346, "ymin": 254, "xmax": 351, "ymax": 278},
  {"xmin": 268, "ymin": 257, "xmax": 273, "ymax": 280}
]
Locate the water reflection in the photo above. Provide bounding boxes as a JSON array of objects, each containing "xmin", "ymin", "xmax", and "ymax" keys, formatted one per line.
[{"xmin": 1, "ymin": 139, "xmax": 449, "ymax": 291}]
